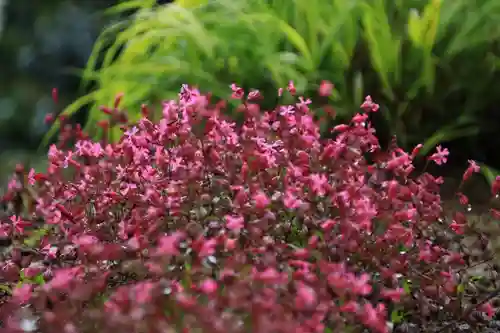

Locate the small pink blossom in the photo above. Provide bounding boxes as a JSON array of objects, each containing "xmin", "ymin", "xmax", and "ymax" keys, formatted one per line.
[
  {"xmin": 331, "ymin": 124, "xmax": 350, "ymax": 133},
  {"xmin": 463, "ymin": 159, "xmax": 480, "ymax": 181},
  {"xmin": 287, "ymin": 81, "xmax": 296, "ymax": 95},
  {"xmin": 360, "ymin": 95, "xmax": 379, "ymax": 112},
  {"xmin": 9, "ymin": 215, "xmax": 31, "ymax": 235},
  {"xmin": 428, "ymin": 145, "xmax": 449, "ymax": 165},
  {"xmin": 199, "ymin": 279, "xmax": 217, "ymax": 295},
  {"xmin": 295, "ymin": 282, "xmax": 317, "ymax": 309},
  {"xmin": 457, "ymin": 192, "xmax": 469, "ymax": 205},
  {"xmin": 197, "ymin": 238, "xmax": 217, "ymax": 258},
  {"xmin": 318, "ymin": 80, "xmax": 333, "ymax": 97},
  {"xmin": 253, "ymin": 267, "xmax": 284, "ymax": 284},
  {"xmin": 380, "ymin": 288, "xmax": 405, "ymax": 303},
  {"xmin": 230, "ymin": 83, "xmax": 244, "ymax": 99},
  {"xmin": 42, "ymin": 244, "xmax": 58, "ymax": 260},
  {"xmin": 247, "ymin": 89, "xmax": 261, "ymax": 101},
  {"xmin": 309, "ymin": 173, "xmax": 328, "ymax": 196},
  {"xmin": 45, "ymin": 267, "xmax": 83, "ymax": 291},
  {"xmin": 225, "ymin": 214, "xmax": 244, "ymax": 232},
  {"xmin": 450, "ymin": 221, "xmax": 465, "ymax": 235},
  {"xmin": 479, "ymin": 302, "xmax": 495, "ymax": 319},
  {"xmin": 253, "ymin": 191, "xmax": 270, "ymax": 209},
  {"xmin": 12, "ymin": 284, "xmax": 32, "ymax": 304},
  {"xmin": 27, "ymin": 168, "xmax": 36, "ymax": 185},
  {"xmin": 358, "ymin": 303, "xmax": 388, "ymax": 333},
  {"xmin": 155, "ymin": 232, "xmax": 185, "ymax": 256}
]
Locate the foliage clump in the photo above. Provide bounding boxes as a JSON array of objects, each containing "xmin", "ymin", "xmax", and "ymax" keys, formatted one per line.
[{"xmin": 0, "ymin": 82, "xmax": 498, "ymax": 332}]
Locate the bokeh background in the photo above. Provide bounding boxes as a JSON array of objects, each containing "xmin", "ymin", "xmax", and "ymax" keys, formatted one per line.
[{"xmin": 0, "ymin": 0, "xmax": 116, "ymax": 182}]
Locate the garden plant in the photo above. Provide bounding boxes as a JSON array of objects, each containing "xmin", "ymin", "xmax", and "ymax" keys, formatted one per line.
[{"xmin": 1, "ymin": 82, "xmax": 500, "ymax": 332}]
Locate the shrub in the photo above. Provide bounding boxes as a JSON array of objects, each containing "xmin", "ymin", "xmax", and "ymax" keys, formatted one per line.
[{"xmin": 2, "ymin": 82, "xmax": 499, "ymax": 332}]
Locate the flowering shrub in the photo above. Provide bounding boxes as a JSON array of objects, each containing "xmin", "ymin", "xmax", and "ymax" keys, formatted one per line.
[{"xmin": 0, "ymin": 82, "xmax": 498, "ymax": 333}]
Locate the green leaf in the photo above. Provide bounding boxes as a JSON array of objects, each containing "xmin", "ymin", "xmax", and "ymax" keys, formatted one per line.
[
  {"xmin": 470, "ymin": 275, "xmax": 484, "ymax": 282},
  {"xmin": 391, "ymin": 308, "xmax": 405, "ymax": 324},
  {"xmin": 352, "ymin": 71, "xmax": 364, "ymax": 107},
  {"xmin": 32, "ymin": 273, "xmax": 46, "ymax": 285},
  {"xmin": 0, "ymin": 284, "xmax": 12, "ymax": 295},
  {"xmin": 103, "ymin": 0, "xmax": 156, "ymax": 15},
  {"xmin": 276, "ymin": 19, "xmax": 314, "ymax": 72},
  {"xmin": 421, "ymin": 0, "xmax": 442, "ymax": 50},
  {"xmin": 407, "ymin": 8, "xmax": 423, "ymax": 47},
  {"xmin": 421, "ymin": 54, "xmax": 437, "ymax": 94},
  {"xmin": 24, "ymin": 226, "xmax": 50, "ymax": 247},
  {"xmin": 420, "ymin": 125, "xmax": 479, "ymax": 156},
  {"xmin": 360, "ymin": 0, "xmax": 400, "ymax": 100},
  {"xmin": 479, "ymin": 163, "xmax": 500, "ymax": 186},
  {"xmin": 403, "ymin": 279, "xmax": 412, "ymax": 294},
  {"xmin": 176, "ymin": 0, "xmax": 209, "ymax": 8}
]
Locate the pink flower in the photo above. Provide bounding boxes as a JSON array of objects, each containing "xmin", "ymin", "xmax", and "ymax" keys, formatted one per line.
[
  {"xmin": 283, "ymin": 190, "xmax": 302, "ymax": 209},
  {"xmin": 479, "ymin": 302, "xmax": 495, "ymax": 319},
  {"xmin": 155, "ymin": 232, "xmax": 185, "ymax": 256},
  {"xmin": 411, "ymin": 143, "xmax": 423, "ymax": 158},
  {"xmin": 309, "ymin": 173, "xmax": 328, "ymax": 196},
  {"xmin": 197, "ymin": 238, "xmax": 216, "ymax": 258},
  {"xmin": 450, "ymin": 221, "xmax": 465, "ymax": 234},
  {"xmin": 12, "ymin": 284, "xmax": 32, "ymax": 304},
  {"xmin": 331, "ymin": 124, "xmax": 350, "ymax": 133},
  {"xmin": 225, "ymin": 214, "xmax": 244, "ymax": 232},
  {"xmin": 45, "ymin": 267, "xmax": 83, "ymax": 291},
  {"xmin": 27, "ymin": 168, "xmax": 36, "ymax": 185},
  {"xmin": 42, "ymin": 245, "xmax": 58, "ymax": 260},
  {"xmin": 73, "ymin": 234, "xmax": 99, "ymax": 247},
  {"xmin": 428, "ymin": 145, "xmax": 449, "ymax": 165},
  {"xmin": 351, "ymin": 273, "xmax": 372, "ymax": 296},
  {"xmin": 318, "ymin": 80, "xmax": 333, "ymax": 97},
  {"xmin": 358, "ymin": 303, "xmax": 388, "ymax": 333},
  {"xmin": 463, "ymin": 159, "xmax": 480, "ymax": 181},
  {"xmin": 9, "ymin": 215, "xmax": 31, "ymax": 235},
  {"xmin": 253, "ymin": 267, "xmax": 284, "ymax": 284},
  {"xmin": 199, "ymin": 279, "xmax": 217, "ymax": 295},
  {"xmin": 360, "ymin": 95, "xmax": 379, "ymax": 112},
  {"xmin": 247, "ymin": 89, "xmax": 261, "ymax": 101},
  {"xmin": 253, "ymin": 191, "xmax": 270, "ymax": 209},
  {"xmin": 321, "ymin": 219, "xmax": 337, "ymax": 232},
  {"xmin": 386, "ymin": 153, "xmax": 410, "ymax": 171},
  {"xmin": 230, "ymin": 83, "xmax": 244, "ymax": 99},
  {"xmin": 457, "ymin": 192, "xmax": 469, "ymax": 205},
  {"xmin": 380, "ymin": 288, "xmax": 405, "ymax": 303},
  {"xmin": 23, "ymin": 262, "xmax": 44, "ymax": 279},
  {"xmin": 287, "ymin": 81, "xmax": 296, "ymax": 95},
  {"xmin": 339, "ymin": 300, "xmax": 359, "ymax": 313},
  {"xmin": 295, "ymin": 282, "xmax": 317, "ymax": 309},
  {"xmin": 131, "ymin": 281, "xmax": 156, "ymax": 304}
]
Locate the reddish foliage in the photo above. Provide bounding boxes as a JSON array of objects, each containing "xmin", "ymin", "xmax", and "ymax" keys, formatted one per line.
[{"xmin": 0, "ymin": 83, "xmax": 495, "ymax": 333}]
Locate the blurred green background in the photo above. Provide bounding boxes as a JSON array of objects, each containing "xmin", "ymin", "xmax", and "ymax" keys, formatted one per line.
[
  {"xmin": 0, "ymin": 0, "xmax": 117, "ymax": 182},
  {"xmin": 4, "ymin": 0, "xmax": 500, "ymax": 187}
]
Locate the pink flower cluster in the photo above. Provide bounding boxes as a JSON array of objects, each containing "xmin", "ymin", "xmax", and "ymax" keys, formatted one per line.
[{"xmin": 0, "ymin": 82, "xmax": 494, "ymax": 333}]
